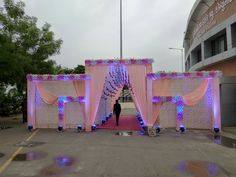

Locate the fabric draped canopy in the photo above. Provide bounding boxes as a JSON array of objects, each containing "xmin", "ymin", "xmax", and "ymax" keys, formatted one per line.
[
  {"xmin": 151, "ymin": 79, "xmax": 171, "ymax": 125},
  {"xmin": 183, "ymin": 79, "xmax": 209, "ymax": 106},
  {"xmin": 86, "ymin": 65, "xmax": 108, "ymax": 127},
  {"xmin": 126, "ymin": 65, "xmax": 148, "ymax": 123},
  {"xmin": 73, "ymin": 81, "xmax": 85, "ymax": 97},
  {"xmin": 36, "ymin": 81, "xmax": 86, "ymax": 124},
  {"xmin": 36, "ymin": 83, "xmax": 58, "ymax": 105},
  {"xmin": 151, "ymin": 79, "xmax": 210, "ymax": 126}
]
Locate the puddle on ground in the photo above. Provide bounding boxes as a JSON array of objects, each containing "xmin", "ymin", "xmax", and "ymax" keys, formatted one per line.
[
  {"xmin": 54, "ymin": 156, "xmax": 76, "ymax": 167},
  {"xmin": 135, "ymin": 130, "xmax": 146, "ymax": 136},
  {"xmin": 39, "ymin": 156, "xmax": 76, "ymax": 176},
  {"xmin": 207, "ymin": 134, "xmax": 236, "ymax": 148},
  {"xmin": 14, "ymin": 141, "xmax": 45, "ymax": 148},
  {"xmin": 177, "ymin": 160, "xmax": 230, "ymax": 177},
  {"xmin": 40, "ymin": 164, "xmax": 72, "ymax": 176},
  {"xmin": 115, "ymin": 131, "xmax": 133, "ymax": 136},
  {"xmin": 0, "ymin": 153, "xmax": 5, "ymax": 158},
  {"xmin": 0, "ymin": 126, "xmax": 12, "ymax": 130},
  {"xmin": 12, "ymin": 117, "xmax": 20, "ymax": 120},
  {"xmin": 12, "ymin": 151, "xmax": 47, "ymax": 161}
]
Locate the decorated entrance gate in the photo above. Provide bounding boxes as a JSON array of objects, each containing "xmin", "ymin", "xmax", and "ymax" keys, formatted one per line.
[{"xmin": 27, "ymin": 59, "xmax": 221, "ymax": 132}]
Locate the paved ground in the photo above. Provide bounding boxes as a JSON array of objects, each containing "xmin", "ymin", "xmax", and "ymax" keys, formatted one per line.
[{"xmin": 0, "ymin": 115, "xmax": 236, "ymax": 177}]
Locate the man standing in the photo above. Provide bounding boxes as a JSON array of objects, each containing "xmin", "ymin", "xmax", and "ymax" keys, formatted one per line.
[{"xmin": 113, "ymin": 100, "xmax": 121, "ymax": 126}]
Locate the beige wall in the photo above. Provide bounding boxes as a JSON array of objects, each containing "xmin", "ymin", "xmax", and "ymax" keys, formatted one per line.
[{"xmin": 201, "ymin": 57, "xmax": 236, "ymax": 76}]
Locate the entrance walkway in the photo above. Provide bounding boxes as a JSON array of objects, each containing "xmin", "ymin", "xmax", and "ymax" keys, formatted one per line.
[{"xmin": 97, "ymin": 115, "xmax": 140, "ymax": 131}]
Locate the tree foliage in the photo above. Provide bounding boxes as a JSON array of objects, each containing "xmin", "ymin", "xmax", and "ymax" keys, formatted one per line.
[
  {"xmin": 0, "ymin": 0, "xmax": 86, "ymax": 116},
  {"xmin": 0, "ymin": 0, "xmax": 63, "ymax": 92},
  {"xmin": 55, "ymin": 64, "xmax": 85, "ymax": 74}
]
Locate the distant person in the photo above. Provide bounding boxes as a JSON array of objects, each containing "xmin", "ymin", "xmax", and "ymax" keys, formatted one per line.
[{"xmin": 113, "ymin": 100, "xmax": 121, "ymax": 126}]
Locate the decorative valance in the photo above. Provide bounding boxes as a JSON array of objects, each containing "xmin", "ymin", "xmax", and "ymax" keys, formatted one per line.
[
  {"xmin": 147, "ymin": 71, "xmax": 222, "ymax": 80},
  {"xmin": 27, "ymin": 74, "xmax": 91, "ymax": 81},
  {"xmin": 85, "ymin": 59, "xmax": 153, "ymax": 66}
]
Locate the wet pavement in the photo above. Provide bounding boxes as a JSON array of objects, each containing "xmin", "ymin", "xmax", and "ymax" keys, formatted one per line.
[
  {"xmin": 0, "ymin": 153, "xmax": 4, "ymax": 158},
  {"xmin": 54, "ymin": 156, "xmax": 76, "ymax": 167},
  {"xmin": 14, "ymin": 141, "xmax": 45, "ymax": 148},
  {"xmin": 0, "ymin": 126, "xmax": 12, "ymax": 130},
  {"xmin": 207, "ymin": 134, "xmax": 236, "ymax": 148},
  {"xmin": 39, "ymin": 156, "xmax": 77, "ymax": 176},
  {"xmin": 177, "ymin": 160, "xmax": 230, "ymax": 177},
  {"xmin": 0, "ymin": 126, "xmax": 236, "ymax": 177},
  {"xmin": 115, "ymin": 131, "xmax": 133, "ymax": 136},
  {"xmin": 12, "ymin": 151, "xmax": 47, "ymax": 161}
]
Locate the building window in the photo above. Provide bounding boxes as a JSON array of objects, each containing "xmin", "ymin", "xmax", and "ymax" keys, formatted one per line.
[
  {"xmin": 196, "ymin": 48, "xmax": 201, "ymax": 63},
  {"xmin": 204, "ymin": 29, "xmax": 227, "ymax": 59},
  {"xmin": 191, "ymin": 44, "xmax": 202, "ymax": 65},
  {"xmin": 186, "ymin": 56, "xmax": 190, "ymax": 71},
  {"xmin": 211, "ymin": 35, "xmax": 227, "ymax": 56},
  {"xmin": 232, "ymin": 22, "xmax": 236, "ymax": 48}
]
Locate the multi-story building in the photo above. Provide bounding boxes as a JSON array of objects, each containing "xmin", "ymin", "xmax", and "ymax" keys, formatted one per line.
[
  {"xmin": 184, "ymin": 0, "xmax": 236, "ymax": 126},
  {"xmin": 184, "ymin": 0, "xmax": 236, "ymax": 73}
]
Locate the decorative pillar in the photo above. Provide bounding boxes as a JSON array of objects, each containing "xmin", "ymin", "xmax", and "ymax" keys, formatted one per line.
[
  {"xmin": 27, "ymin": 80, "xmax": 36, "ymax": 129},
  {"xmin": 212, "ymin": 78, "xmax": 221, "ymax": 131},
  {"xmin": 146, "ymin": 77, "xmax": 153, "ymax": 127},
  {"xmin": 85, "ymin": 79, "xmax": 91, "ymax": 132}
]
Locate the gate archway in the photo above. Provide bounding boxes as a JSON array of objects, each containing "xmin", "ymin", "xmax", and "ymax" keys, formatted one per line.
[{"xmin": 84, "ymin": 59, "xmax": 153, "ymax": 131}]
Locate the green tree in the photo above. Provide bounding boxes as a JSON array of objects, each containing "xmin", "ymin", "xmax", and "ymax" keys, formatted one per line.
[
  {"xmin": 73, "ymin": 64, "xmax": 85, "ymax": 74},
  {"xmin": 0, "ymin": 0, "xmax": 62, "ymax": 92},
  {"xmin": 55, "ymin": 64, "xmax": 85, "ymax": 74},
  {"xmin": 0, "ymin": 0, "xmax": 62, "ymax": 116}
]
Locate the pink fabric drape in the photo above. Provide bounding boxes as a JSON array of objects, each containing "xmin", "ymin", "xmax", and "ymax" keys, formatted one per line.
[
  {"xmin": 183, "ymin": 79, "xmax": 209, "ymax": 106},
  {"xmin": 86, "ymin": 66, "xmax": 108, "ymax": 128},
  {"xmin": 152, "ymin": 80, "xmax": 171, "ymax": 125},
  {"xmin": 36, "ymin": 82, "xmax": 58, "ymax": 105},
  {"xmin": 127, "ymin": 65, "xmax": 148, "ymax": 123},
  {"xmin": 73, "ymin": 81, "xmax": 85, "ymax": 96},
  {"xmin": 129, "ymin": 89, "xmax": 138, "ymax": 110},
  {"xmin": 73, "ymin": 80, "xmax": 86, "ymax": 124},
  {"xmin": 146, "ymin": 64, "xmax": 153, "ymax": 73}
]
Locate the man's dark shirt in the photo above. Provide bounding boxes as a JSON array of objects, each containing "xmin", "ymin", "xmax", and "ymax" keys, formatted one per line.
[{"xmin": 113, "ymin": 103, "xmax": 121, "ymax": 114}]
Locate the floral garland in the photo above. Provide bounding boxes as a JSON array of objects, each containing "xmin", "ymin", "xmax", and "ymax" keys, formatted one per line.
[
  {"xmin": 101, "ymin": 64, "xmax": 131, "ymax": 100},
  {"xmin": 85, "ymin": 58, "xmax": 153, "ymax": 66},
  {"xmin": 152, "ymin": 96, "xmax": 184, "ymax": 121},
  {"xmin": 27, "ymin": 74, "xmax": 91, "ymax": 81},
  {"xmin": 147, "ymin": 71, "xmax": 222, "ymax": 80}
]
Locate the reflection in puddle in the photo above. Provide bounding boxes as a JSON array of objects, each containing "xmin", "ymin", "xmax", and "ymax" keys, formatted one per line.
[
  {"xmin": 177, "ymin": 160, "xmax": 230, "ymax": 177},
  {"xmin": 0, "ymin": 153, "xmax": 4, "ymax": 158},
  {"xmin": 12, "ymin": 151, "xmax": 47, "ymax": 161},
  {"xmin": 115, "ymin": 131, "xmax": 133, "ymax": 136},
  {"xmin": 0, "ymin": 126, "xmax": 12, "ymax": 130},
  {"xmin": 40, "ymin": 164, "xmax": 71, "ymax": 176},
  {"xmin": 40, "ymin": 156, "xmax": 76, "ymax": 176},
  {"xmin": 15, "ymin": 141, "xmax": 45, "ymax": 148},
  {"xmin": 207, "ymin": 134, "xmax": 236, "ymax": 148},
  {"xmin": 135, "ymin": 130, "xmax": 146, "ymax": 136},
  {"xmin": 55, "ymin": 156, "xmax": 75, "ymax": 167}
]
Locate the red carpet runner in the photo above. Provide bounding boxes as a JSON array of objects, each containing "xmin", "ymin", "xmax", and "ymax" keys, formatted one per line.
[{"xmin": 97, "ymin": 115, "xmax": 141, "ymax": 131}]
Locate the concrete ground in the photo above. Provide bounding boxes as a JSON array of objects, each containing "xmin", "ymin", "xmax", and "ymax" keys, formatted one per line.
[{"xmin": 0, "ymin": 115, "xmax": 236, "ymax": 177}]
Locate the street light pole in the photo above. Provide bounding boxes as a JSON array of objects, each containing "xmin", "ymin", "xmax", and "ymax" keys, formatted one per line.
[{"xmin": 169, "ymin": 47, "xmax": 184, "ymax": 72}]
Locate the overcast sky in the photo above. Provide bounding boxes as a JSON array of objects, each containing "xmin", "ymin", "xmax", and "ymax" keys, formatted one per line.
[{"xmin": 1, "ymin": 0, "xmax": 196, "ymax": 72}]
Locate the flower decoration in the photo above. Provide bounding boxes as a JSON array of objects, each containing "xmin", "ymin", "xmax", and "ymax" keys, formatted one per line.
[
  {"xmin": 27, "ymin": 74, "xmax": 91, "ymax": 81},
  {"xmin": 85, "ymin": 58, "xmax": 153, "ymax": 66},
  {"xmin": 147, "ymin": 71, "xmax": 222, "ymax": 80}
]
